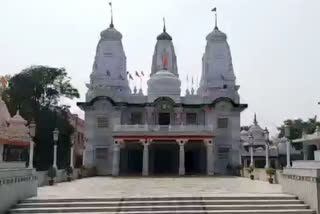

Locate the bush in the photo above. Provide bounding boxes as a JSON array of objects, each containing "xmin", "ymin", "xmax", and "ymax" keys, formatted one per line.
[
  {"xmin": 247, "ymin": 166, "xmax": 254, "ymax": 174},
  {"xmin": 265, "ymin": 168, "xmax": 276, "ymax": 178},
  {"xmin": 47, "ymin": 166, "xmax": 57, "ymax": 179},
  {"xmin": 66, "ymin": 166, "xmax": 73, "ymax": 176}
]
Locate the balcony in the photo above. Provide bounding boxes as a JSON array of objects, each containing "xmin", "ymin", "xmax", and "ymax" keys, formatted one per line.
[{"xmin": 113, "ymin": 125, "xmax": 214, "ymax": 136}]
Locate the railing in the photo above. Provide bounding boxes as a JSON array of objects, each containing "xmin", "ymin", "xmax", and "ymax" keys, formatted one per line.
[{"xmin": 113, "ymin": 125, "xmax": 214, "ymax": 133}]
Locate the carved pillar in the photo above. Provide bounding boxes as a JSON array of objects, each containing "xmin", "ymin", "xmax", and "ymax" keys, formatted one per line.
[
  {"xmin": 53, "ymin": 144, "xmax": 58, "ymax": 169},
  {"xmin": 249, "ymin": 146, "xmax": 254, "ymax": 167},
  {"xmin": 70, "ymin": 144, "xmax": 74, "ymax": 168},
  {"xmin": 177, "ymin": 140, "xmax": 187, "ymax": 175},
  {"xmin": 141, "ymin": 139, "xmax": 150, "ymax": 176},
  {"xmin": 112, "ymin": 140, "xmax": 121, "ymax": 176},
  {"xmin": 28, "ymin": 140, "xmax": 34, "ymax": 169},
  {"xmin": 286, "ymin": 138, "xmax": 291, "ymax": 168},
  {"xmin": 205, "ymin": 140, "xmax": 214, "ymax": 175},
  {"xmin": 303, "ymin": 144, "xmax": 308, "ymax": 160},
  {"xmin": 265, "ymin": 143, "xmax": 270, "ymax": 169}
]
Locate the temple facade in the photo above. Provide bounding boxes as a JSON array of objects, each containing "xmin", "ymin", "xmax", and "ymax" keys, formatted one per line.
[{"xmin": 78, "ymin": 13, "xmax": 247, "ymax": 176}]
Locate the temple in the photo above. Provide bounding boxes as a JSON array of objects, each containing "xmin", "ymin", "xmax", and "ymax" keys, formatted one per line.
[{"xmin": 77, "ymin": 10, "xmax": 247, "ymax": 176}]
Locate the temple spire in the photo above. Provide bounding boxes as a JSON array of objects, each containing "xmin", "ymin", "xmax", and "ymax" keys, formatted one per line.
[
  {"xmin": 212, "ymin": 7, "xmax": 218, "ymax": 30},
  {"xmin": 163, "ymin": 17, "xmax": 166, "ymax": 32},
  {"xmin": 109, "ymin": 2, "xmax": 114, "ymax": 28},
  {"xmin": 254, "ymin": 113, "xmax": 258, "ymax": 125}
]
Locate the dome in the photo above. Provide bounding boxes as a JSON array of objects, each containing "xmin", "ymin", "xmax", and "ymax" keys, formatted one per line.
[
  {"xmin": 100, "ymin": 26, "xmax": 122, "ymax": 41},
  {"xmin": 147, "ymin": 70, "xmax": 181, "ymax": 99},
  {"xmin": 206, "ymin": 27, "xmax": 227, "ymax": 41},
  {"xmin": 157, "ymin": 31, "xmax": 172, "ymax": 41}
]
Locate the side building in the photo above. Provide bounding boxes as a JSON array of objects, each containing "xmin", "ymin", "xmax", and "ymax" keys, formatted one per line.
[{"xmin": 78, "ymin": 14, "xmax": 247, "ymax": 176}]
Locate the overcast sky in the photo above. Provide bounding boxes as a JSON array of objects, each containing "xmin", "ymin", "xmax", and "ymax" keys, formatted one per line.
[{"xmin": 1, "ymin": 0, "xmax": 320, "ymax": 136}]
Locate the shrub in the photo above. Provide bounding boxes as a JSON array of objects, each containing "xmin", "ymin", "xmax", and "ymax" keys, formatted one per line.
[
  {"xmin": 266, "ymin": 168, "xmax": 276, "ymax": 178},
  {"xmin": 247, "ymin": 166, "xmax": 254, "ymax": 174},
  {"xmin": 47, "ymin": 166, "xmax": 57, "ymax": 179},
  {"xmin": 66, "ymin": 166, "xmax": 73, "ymax": 176}
]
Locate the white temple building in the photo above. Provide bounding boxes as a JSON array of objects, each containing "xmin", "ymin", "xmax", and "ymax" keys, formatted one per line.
[{"xmin": 78, "ymin": 10, "xmax": 247, "ymax": 176}]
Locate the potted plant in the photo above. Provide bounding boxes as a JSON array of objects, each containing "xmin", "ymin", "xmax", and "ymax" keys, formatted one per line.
[
  {"xmin": 266, "ymin": 168, "xmax": 276, "ymax": 184},
  {"xmin": 247, "ymin": 166, "xmax": 254, "ymax": 180},
  {"xmin": 66, "ymin": 166, "xmax": 73, "ymax": 182},
  {"xmin": 47, "ymin": 166, "xmax": 57, "ymax": 186}
]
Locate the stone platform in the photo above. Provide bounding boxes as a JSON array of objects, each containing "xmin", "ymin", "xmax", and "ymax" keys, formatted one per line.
[{"xmin": 35, "ymin": 176, "xmax": 283, "ymax": 199}]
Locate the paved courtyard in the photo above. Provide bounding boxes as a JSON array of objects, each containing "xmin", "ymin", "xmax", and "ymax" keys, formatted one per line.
[{"xmin": 35, "ymin": 176, "xmax": 284, "ymax": 199}]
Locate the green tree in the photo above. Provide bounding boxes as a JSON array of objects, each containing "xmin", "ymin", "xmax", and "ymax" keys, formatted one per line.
[
  {"xmin": 2, "ymin": 66, "xmax": 80, "ymax": 170},
  {"xmin": 277, "ymin": 116, "xmax": 320, "ymax": 150}
]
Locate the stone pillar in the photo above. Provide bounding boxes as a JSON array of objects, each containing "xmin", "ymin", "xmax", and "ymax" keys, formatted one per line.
[
  {"xmin": 286, "ymin": 138, "xmax": 291, "ymax": 168},
  {"xmin": 0, "ymin": 144, "xmax": 3, "ymax": 162},
  {"xmin": 265, "ymin": 143, "xmax": 270, "ymax": 169},
  {"xmin": 205, "ymin": 140, "xmax": 214, "ymax": 175},
  {"xmin": 303, "ymin": 144, "xmax": 308, "ymax": 160},
  {"xmin": 141, "ymin": 140, "xmax": 149, "ymax": 176},
  {"xmin": 70, "ymin": 144, "xmax": 74, "ymax": 168},
  {"xmin": 53, "ymin": 143, "xmax": 58, "ymax": 169},
  {"xmin": 178, "ymin": 140, "xmax": 186, "ymax": 175},
  {"xmin": 249, "ymin": 146, "xmax": 254, "ymax": 167},
  {"xmin": 112, "ymin": 140, "xmax": 121, "ymax": 176},
  {"xmin": 28, "ymin": 140, "xmax": 34, "ymax": 169}
]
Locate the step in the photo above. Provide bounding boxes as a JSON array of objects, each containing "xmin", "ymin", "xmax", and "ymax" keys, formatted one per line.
[
  {"xmin": 14, "ymin": 199, "xmax": 304, "ymax": 208},
  {"xmin": 9, "ymin": 209, "xmax": 316, "ymax": 214},
  {"xmin": 9, "ymin": 204, "xmax": 310, "ymax": 213}
]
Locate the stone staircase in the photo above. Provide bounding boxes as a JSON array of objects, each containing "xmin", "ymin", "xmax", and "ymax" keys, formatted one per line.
[{"xmin": 9, "ymin": 195, "xmax": 315, "ymax": 214}]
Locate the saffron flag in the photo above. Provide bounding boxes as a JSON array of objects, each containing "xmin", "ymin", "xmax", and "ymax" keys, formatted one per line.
[
  {"xmin": 135, "ymin": 71, "xmax": 140, "ymax": 77},
  {"xmin": 162, "ymin": 55, "xmax": 168, "ymax": 69},
  {"xmin": 205, "ymin": 106, "xmax": 211, "ymax": 112}
]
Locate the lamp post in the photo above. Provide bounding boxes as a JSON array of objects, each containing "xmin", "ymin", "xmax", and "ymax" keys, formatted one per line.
[
  {"xmin": 248, "ymin": 133, "xmax": 254, "ymax": 167},
  {"xmin": 53, "ymin": 128, "xmax": 59, "ymax": 169},
  {"xmin": 284, "ymin": 123, "xmax": 291, "ymax": 168},
  {"xmin": 28, "ymin": 120, "xmax": 36, "ymax": 169},
  {"xmin": 264, "ymin": 128, "xmax": 270, "ymax": 169},
  {"xmin": 70, "ymin": 135, "xmax": 75, "ymax": 168}
]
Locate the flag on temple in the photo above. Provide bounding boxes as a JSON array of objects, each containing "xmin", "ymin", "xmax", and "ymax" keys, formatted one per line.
[
  {"xmin": 106, "ymin": 70, "xmax": 111, "ymax": 76},
  {"xmin": 205, "ymin": 106, "xmax": 211, "ymax": 112},
  {"xmin": 162, "ymin": 55, "xmax": 168, "ymax": 69},
  {"xmin": 135, "ymin": 71, "xmax": 140, "ymax": 77},
  {"xmin": 141, "ymin": 71, "xmax": 144, "ymax": 76},
  {"xmin": 129, "ymin": 74, "xmax": 134, "ymax": 80},
  {"xmin": 109, "ymin": 2, "xmax": 112, "ymax": 6},
  {"xmin": 212, "ymin": 7, "xmax": 217, "ymax": 12}
]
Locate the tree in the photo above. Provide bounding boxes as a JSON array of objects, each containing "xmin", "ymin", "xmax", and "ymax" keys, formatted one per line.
[
  {"xmin": 2, "ymin": 66, "xmax": 80, "ymax": 170},
  {"xmin": 277, "ymin": 116, "xmax": 320, "ymax": 150}
]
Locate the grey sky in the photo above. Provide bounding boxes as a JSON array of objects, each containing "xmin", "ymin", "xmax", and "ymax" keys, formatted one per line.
[{"xmin": 1, "ymin": 0, "xmax": 319, "ymax": 135}]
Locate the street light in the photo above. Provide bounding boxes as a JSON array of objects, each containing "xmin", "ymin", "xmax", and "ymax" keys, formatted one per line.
[
  {"xmin": 28, "ymin": 120, "xmax": 36, "ymax": 169},
  {"xmin": 284, "ymin": 122, "xmax": 291, "ymax": 167},
  {"xmin": 264, "ymin": 128, "xmax": 270, "ymax": 169},
  {"xmin": 248, "ymin": 133, "xmax": 254, "ymax": 167},
  {"xmin": 52, "ymin": 128, "xmax": 59, "ymax": 169}
]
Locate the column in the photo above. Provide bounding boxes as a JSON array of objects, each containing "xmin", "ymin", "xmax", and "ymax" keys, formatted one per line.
[
  {"xmin": 142, "ymin": 140, "xmax": 149, "ymax": 176},
  {"xmin": 206, "ymin": 140, "xmax": 214, "ymax": 175},
  {"xmin": 249, "ymin": 146, "xmax": 254, "ymax": 167},
  {"xmin": 70, "ymin": 144, "xmax": 74, "ymax": 168},
  {"xmin": 265, "ymin": 143, "xmax": 270, "ymax": 168},
  {"xmin": 112, "ymin": 141, "xmax": 121, "ymax": 176},
  {"xmin": 286, "ymin": 138, "xmax": 291, "ymax": 168},
  {"xmin": 53, "ymin": 143, "xmax": 58, "ymax": 169},
  {"xmin": 0, "ymin": 144, "xmax": 3, "ymax": 162},
  {"xmin": 28, "ymin": 140, "xmax": 34, "ymax": 169},
  {"xmin": 303, "ymin": 144, "xmax": 308, "ymax": 160},
  {"xmin": 178, "ymin": 140, "xmax": 186, "ymax": 175}
]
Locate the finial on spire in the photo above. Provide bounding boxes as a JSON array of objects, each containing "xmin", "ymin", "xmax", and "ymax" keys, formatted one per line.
[
  {"xmin": 109, "ymin": 2, "xmax": 114, "ymax": 28},
  {"xmin": 211, "ymin": 7, "xmax": 218, "ymax": 30},
  {"xmin": 254, "ymin": 113, "xmax": 258, "ymax": 125},
  {"xmin": 163, "ymin": 17, "xmax": 166, "ymax": 32}
]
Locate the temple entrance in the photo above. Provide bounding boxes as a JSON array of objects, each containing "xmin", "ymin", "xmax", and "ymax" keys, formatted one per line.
[
  {"xmin": 120, "ymin": 144, "xmax": 143, "ymax": 175},
  {"xmin": 158, "ymin": 113, "xmax": 170, "ymax": 125},
  {"xmin": 151, "ymin": 143, "xmax": 178, "ymax": 175},
  {"xmin": 185, "ymin": 142, "xmax": 207, "ymax": 174}
]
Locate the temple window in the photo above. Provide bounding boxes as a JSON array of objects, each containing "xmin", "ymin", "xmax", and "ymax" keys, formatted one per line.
[
  {"xmin": 217, "ymin": 118, "xmax": 228, "ymax": 129},
  {"xmin": 186, "ymin": 113, "xmax": 197, "ymax": 125},
  {"xmin": 97, "ymin": 117, "xmax": 109, "ymax": 128},
  {"xmin": 130, "ymin": 112, "xmax": 143, "ymax": 125}
]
